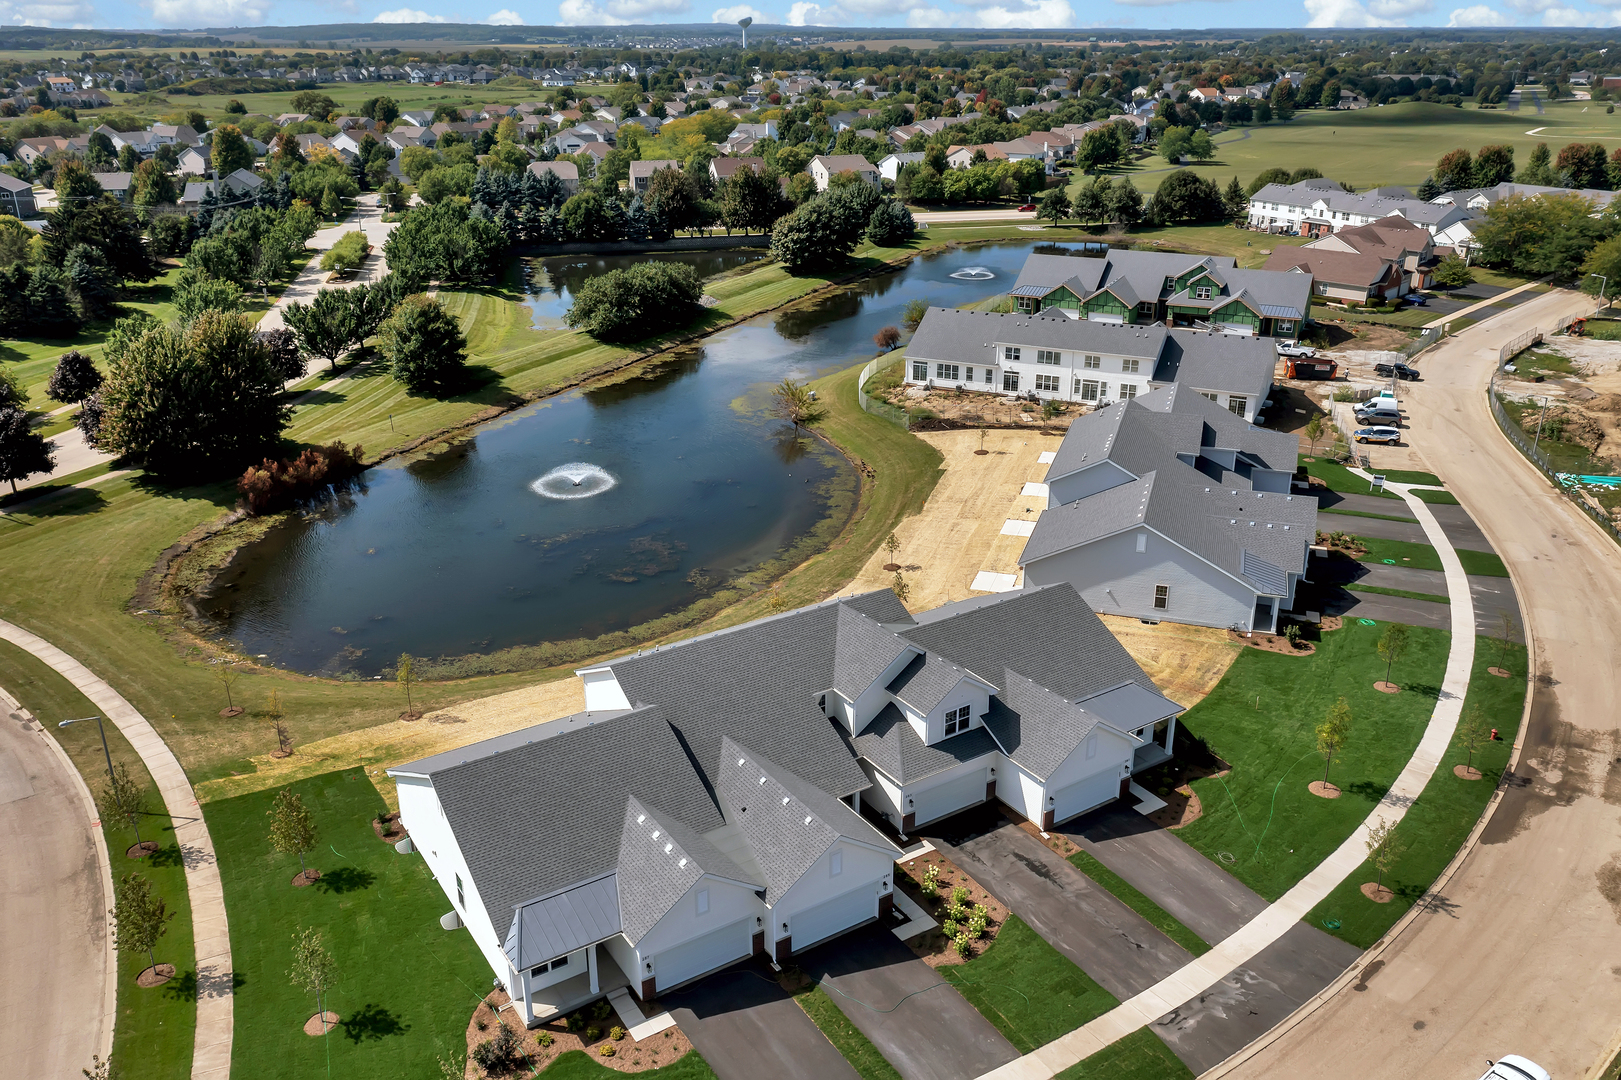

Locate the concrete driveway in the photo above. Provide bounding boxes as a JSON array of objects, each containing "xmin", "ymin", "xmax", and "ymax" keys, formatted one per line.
[
  {"xmin": 1063, "ymin": 805, "xmax": 1267, "ymax": 944},
  {"xmin": 927, "ymin": 810, "xmax": 1192, "ymax": 999},
  {"xmin": 662, "ymin": 961, "xmax": 859, "ymax": 1080},
  {"xmin": 799, "ymin": 925, "xmax": 1018, "ymax": 1080}
]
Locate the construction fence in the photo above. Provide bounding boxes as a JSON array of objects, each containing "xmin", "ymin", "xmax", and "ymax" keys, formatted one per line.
[
  {"xmin": 857, "ymin": 352, "xmax": 910, "ymax": 430},
  {"xmin": 1488, "ymin": 368, "xmax": 1621, "ymax": 547}
]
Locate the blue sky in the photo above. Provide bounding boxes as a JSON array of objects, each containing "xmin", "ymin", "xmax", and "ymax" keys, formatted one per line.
[{"xmin": 4, "ymin": 0, "xmax": 1617, "ymax": 43}]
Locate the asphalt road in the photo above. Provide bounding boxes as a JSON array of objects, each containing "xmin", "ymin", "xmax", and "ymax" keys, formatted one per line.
[
  {"xmin": 1231, "ymin": 285, "xmax": 1621, "ymax": 1079},
  {"xmin": 0, "ymin": 700, "xmax": 111, "ymax": 1079}
]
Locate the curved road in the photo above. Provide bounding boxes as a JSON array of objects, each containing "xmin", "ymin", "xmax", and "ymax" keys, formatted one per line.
[{"xmin": 1231, "ymin": 286, "xmax": 1621, "ymax": 1079}]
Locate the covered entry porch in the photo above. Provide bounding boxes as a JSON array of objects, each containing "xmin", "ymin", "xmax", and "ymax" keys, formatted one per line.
[{"xmin": 516, "ymin": 943, "xmax": 632, "ymax": 1026}]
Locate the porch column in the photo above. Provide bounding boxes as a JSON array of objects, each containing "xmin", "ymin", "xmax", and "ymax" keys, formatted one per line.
[
  {"xmin": 1163, "ymin": 716, "xmax": 1177, "ymax": 757},
  {"xmin": 515, "ymin": 967, "xmax": 535, "ymax": 1025},
  {"xmin": 588, "ymin": 945, "xmax": 599, "ymax": 994}
]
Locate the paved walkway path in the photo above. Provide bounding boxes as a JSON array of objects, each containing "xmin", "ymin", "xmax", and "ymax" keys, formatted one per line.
[
  {"xmin": 0, "ymin": 619, "xmax": 232, "ymax": 1080},
  {"xmin": 1421, "ymin": 275, "xmax": 1550, "ymax": 330},
  {"xmin": 979, "ymin": 476, "xmax": 1477, "ymax": 1079},
  {"xmin": 0, "ymin": 684, "xmax": 116, "ymax": 1079}
]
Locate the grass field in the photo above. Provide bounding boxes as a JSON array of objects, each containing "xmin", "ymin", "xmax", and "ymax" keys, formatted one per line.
[
  {"xmin": 0, "ymin": 638, "xmax": 197, "ymax": 1080},
  {"xmin": 1097, "ymin": 101, "xmax": 1621, "ymax": 193},
  {"xmin": 939, "ymin": 915, "xmax": 1119, "ymax": 1054},
  {"xmin": 794, "ymin": 985, "xmax": 902, "ymax": 1080},
  {"xmin": 210, "ymin": 767, "xmax": 494, "ymax": 1080},
  {"xmin": 1306, "ymin": 639, "xmax": 1528, "ymax": 948},
  {"xmin": 1174, "ymin": 619, "xmax": 1450, "ymax": 902},
  {"xmin": 1066, "ymin": 850, "xmax": 1210, "ymax": 957},
  {"xmin": 1055, "ymin": 1026, "xmax": 1193, "ymax": 1080}
]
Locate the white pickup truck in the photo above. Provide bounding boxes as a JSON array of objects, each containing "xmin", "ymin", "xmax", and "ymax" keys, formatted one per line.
[{"xmin": 1475, "ymin": 1056, "xmax": 1551, "ymax": 1080}]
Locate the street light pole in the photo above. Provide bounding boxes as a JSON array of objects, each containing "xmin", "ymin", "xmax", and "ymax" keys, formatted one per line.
[
  {"xmin": 1532, "ymin": 394, "xmax": 1551, "ymax": 455},
  {"xmin": 1588, "ymin": 273, "xmax": 1608, "ymax": 312},
  {"xmin": 59, "ymin": 715, "xmax": 117, "ymax": 809}
]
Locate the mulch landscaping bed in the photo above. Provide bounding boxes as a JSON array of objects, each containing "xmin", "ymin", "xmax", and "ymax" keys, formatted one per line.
[
  {"xmin": 1131, "ymin": 741, "xmax": 1235, "ymax": 831},
  {"xmin": 894, "ymin": 851, "xmax": 1007, "ymax": 967},
  {"xmin": 464, "ymin": 991, "xmax": 693, "ymax": 1077},
  {"xmin": 126, "ymin": 841, "xmax": 160, "ymax": 858},
  {"xmin": 291, "ymin": 868, "xmax": 322, "ymax": 887},
  {"xmin": 304, "ymin": 1010, "xmax": 340, "ymax": 1036},
  {"xmin": 372, "ymin": 812, "xmax": 407, "ymax": 844},
  {"xmin": 136, "ymin": 963, "xmax": 176, "ymax": 988}
]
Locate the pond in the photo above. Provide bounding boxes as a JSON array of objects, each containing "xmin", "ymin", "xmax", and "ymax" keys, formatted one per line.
[
  {"xmin": 521, "ymin": 249, "xmax": 771, "ymax": 328},
  {"xmin": 204, "ymin": 240, "xmax": 1100, "ymax": 676}
]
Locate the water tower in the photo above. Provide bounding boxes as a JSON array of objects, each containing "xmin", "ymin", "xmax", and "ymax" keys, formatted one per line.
[{"xmin": 738, "ymin": 15, "xmax": 752, "ymax": 48}]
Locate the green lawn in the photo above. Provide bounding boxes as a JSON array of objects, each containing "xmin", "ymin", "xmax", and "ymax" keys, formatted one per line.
[
  {"xmin": 1302, "ymin": 455, "xmax": 1403, "ymax": 500},
  {"xmin": 1352, "ymin": 536, "xmax": 1509, "ymax": 577},
  {"xmin": 1175, "ymin": 619, "xmax": 1450, "ymax": 902},
  {"xmin": 210, "ymin": 767, "xmax": 494, "ymax": 1080},
  {"xmin": 1379, "ymin": 470, "xmax": 1444, "ymax": 486},
  {"xmin": 795, "ymin": 985, "xmax": 902, "ymax": 1080},
  {"xmin": 1066, "ymin": 851, "xmax": 1209, "ymax": 957},
  {"xmin": 537, "ymin": 1050, "xmax": 716, "ymax": 1079},
  {"xmin": 1347, "ymin": 584, "xmax": 1450, "ymax": 605},
  {"xmin": 0, "ymin": 638, "xmax": 197, "ymax": 1080},
  {"xmin": 1320, "ymin": 507, "xmax": 1416, "ymax": 523},
  {"xmin": 939, "ymin": 916, "xmax": 1119, "ymax": 1054},
  {"xmin": 1055, "ymin": 1026, "xmax": 1193, "ymax": 1080},
  {"xmin": 1412, "ymin": 489, "xmax": 1461, "ymax": 506},
  {"xmin": 1306, "ymin": 639, "xmax": 1528, "ymax": 948}
]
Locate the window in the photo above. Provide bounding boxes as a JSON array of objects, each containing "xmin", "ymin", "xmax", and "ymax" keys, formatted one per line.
[
  {"xmin": 455, "ymin": 873, "xmax": 465, "ymax": 910},
  {"xmin": 1195, "ymin": 286, "xmax": 1213, "ymax": 300},
  {"xmin": 1153, "ymin": 585, "xmax": 1169, "ymax": 609},
  {"xmin": 530, "ymin": 954, "xmax": 571, "ymax": 979},
  {"xmin": 984, "ymin": 368, "xmax": 993, "ymax": 384},
  {"xmin": 1035, "ymin": 349, "xmax": 1060, "ymax": 365},
  {"xmin": 697, "ymin": 888, "xmax": 710, "ymax": 915},
  {"xmin": 1199, "ymin": 391, "xmax": 1218, "ymax": 402},
  {"xmin": 1137, "ymin": 302, "xmax": 1156, "ymax": 316},
  {"xmin": 1034, "ymin": 374, "xmax": 1060, "ymax": 392},
  {"xmin": 1276, "ymin": 320, "xmax": 1296, "ymax": 335},
  {"xmin": 1119, "ymin": 383, "xmax": 1137, "ymax": 400},
  {"xmin": 1003, "ymin": 346, "xmax": 1020, "ymax": 362},
  {"xmin": 965, "ymin": 366, "xmax": 974, "ymax": 381},
  {"xmin": 1083, "ymin": 354, "xmax": 1101, "ymax": 369},
  {"xmin": 1003, "ymin": 372, "xmax": 1019, "ymax": 392},
  {"xmin": 1227, "ymin": 396, "xmax": 1247, "ymax": 416},
  {"xmin": 935, "ymin": 363, "xmax": 959, "ymax": 381},
  {"xmin": 830, "ymin": 850, "xmax": 843, "ymax": 877},
  {"xmin": 1121, "ymin": 358, "xmax": 1140, "ymax": 374},
  {"xmin": 1163, "ymin": 276, "xmax": 1175, "ymax": 291},
  {"xmin": 1016, "ymin": 297, "xmax": 1034, "ymax": 313},
  {"xmin": 912, "ymin": 361, "xmax": 926, "ymax": 381},
  {"xmin": 1074, "ymin": 378, "xmax": 1094, "ymax": 397},
  {"xmin": 1135, "ymin": 533, "xmax": 1147, "ymax": 553},
  {"xmin": 943, "ymin": 704, "xmax": 971, "ymax": 736}
]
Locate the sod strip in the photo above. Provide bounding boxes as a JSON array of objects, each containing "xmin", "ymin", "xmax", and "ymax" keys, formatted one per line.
[
  {"xmin": 794, "ymin": 985, "xmax": 902, "ymax": 1080},
  {"xmin": 1066, "ymin": 851, "xmax": 1211, "ymax": 957}
]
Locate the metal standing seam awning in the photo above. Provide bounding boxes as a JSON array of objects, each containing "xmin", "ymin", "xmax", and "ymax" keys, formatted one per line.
[{"xmin": 1260, "ymin": 305, "xmax": 1304, "ymax": 320}]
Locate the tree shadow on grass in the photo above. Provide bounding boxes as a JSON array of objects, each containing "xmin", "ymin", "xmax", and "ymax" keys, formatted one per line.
[
  {"xmin": 340, "ymin": 1002, "xmax": 408, "ymax": 1042},
  {"xmin": 0, "ymin": 483, "xmax": 108, "ymax": 517},
  {"xmin": 314, "ymin": 866, "xmax": 377, "ymax": 894},
  {"xmin": 146, "ymin": 842, "xmax": 186, "ymax": 868},
  {"xmin": 129, "ymin": 472, "xmax": 241, "ymax": 510},
  {"xmin": 1342, "ymin": 779, "xmax": 1415, "ymax": 808},
  {"xmin": 164, "ymin": 968, "xmax": 248, "ymax": 1002}
]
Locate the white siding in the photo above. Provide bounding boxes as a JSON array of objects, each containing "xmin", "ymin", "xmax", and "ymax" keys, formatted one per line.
[
  {"xmin": 1023, "ymin": 525, "xmax": 1258, "ymax": 631},
  {"xmin": 859, "ymin": 761, "xmax": 905, "ymax": 826},
  {"xmin": 635, "ymin": 876, "xmax": 761, "ymax": 962},
  {"xmin": 773, "ymin": 841, "xmax": 893, "ymax": 948},
  {"xmin": 653, "ymin": 919, "xmax": 752, "ymax": 991},
  {"xmin": 918, "ymin": 679, "xmax": 992, "ymax": 745},
  {"xmin": 1046, "ymin": 460, "xmax": 1135, "ymax": 508}
]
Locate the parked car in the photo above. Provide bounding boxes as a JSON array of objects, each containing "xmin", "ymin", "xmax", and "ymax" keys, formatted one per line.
[
  {"xmin": 1018, "ymin": 203, "xmax": 1037, "ymax": 212},
  {"xmin": 1474, "ymin": 1057, "xmax": 1550, "ymax": 1080},
  {"xmin": 1353, "ymin": 404, "xmax": 1402, "ymax": 425},
  {"xmin": 1403, "ymin": 293, "xmax": 1428, "ymax": 306},
  {"xmin": 1374, "ymin": 361, "xmax": 1422, "ymax": 381},
  {"xmin": 1277, "ymin": 341, "xmax": 1317, "ymax": 358},
  {"xmin": 1354, "ymin": 426, "xmax": 1402, "ymax": 445}
]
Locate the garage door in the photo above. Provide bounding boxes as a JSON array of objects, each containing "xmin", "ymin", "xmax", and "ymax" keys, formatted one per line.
[
  {"xmin": 791, "ymin": 882, "xmax": 878, "ymax": 952},
  {"xmin": 912, "ymin": 768, "xmax": 987, "ymax": 827},
  {"xmin": 654, "ymin": 919, "xmax": 751, "ymax": 992},
  {"xmin": 1050, "ymin": 769, "xmax": 1118, "ymax": 826}
]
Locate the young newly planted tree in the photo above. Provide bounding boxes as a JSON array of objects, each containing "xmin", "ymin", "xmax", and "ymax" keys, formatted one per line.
[
  {"xmin": 265, "ymin": 690, "xmax": 291, "ymax": 755},
  {"xmin": 111, "ymin": 872, "xmax": 175, "ymax": 978},
  {"xmin": 397, "ymin": 653, "xmax": 419, "ymax": 719},
  {"xmin": 1457, "ymin": 706, "xmax": 1493, "ymax": 775},
  {"xmin": 289, "ymin": 926, "xmax": 339, "ymax": 1031},
  {"xmin": 98, "ymin": 762, "xmax": 150, "ymax": 849},
  {"xmin": 891, "ymin": 569, "xmax": 911, "ymax": 606},
  {"xmin": 214, "ymin": 663, "xmax": 242, "ymax": 716},
  {"xmin": 1363, "ymin": 816, "xmax": 1407, "ymax": 897},
  {"xmin": 1316, "ymin": 697, "xmax": 1353, "ymax": 789},
  {"xmin": 1377, "ymin": 623, "xmax": 1411, "ymax": 689},
  {"xmin": 1304, "ymin": 415, "xmax": 1325, "ymax": 455},
  {"xmin": 268, "ymin": 787, "xmax": 318, "ymax": 879},
  {"xmin": 1494, "ymin": 611, "xmax": 1520, "ymax": 672},
  {"xmin": 883, "ymin": 532, "xmax": 901, "ymax": 571}
]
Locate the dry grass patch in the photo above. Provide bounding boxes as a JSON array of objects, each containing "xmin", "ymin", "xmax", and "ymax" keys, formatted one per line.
[{"xmin": 1100, "ymin": 615, "xmax": 1243, "ymax": 709}]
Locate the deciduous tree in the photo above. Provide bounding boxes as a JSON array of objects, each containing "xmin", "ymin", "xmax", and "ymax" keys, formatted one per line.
[
  {"xmin": 111, "ymin": 872, "xmax": 175, "ymax": 975},
  {"xmin": 268, "ymin": 787, "xmax": 317, "ymax": 876},
  {"xmin": 1434, "ymin": 148, "xmax": 1474, "ymax": 192},
  {"xmin": 1316, "ymin": 697, "xmax": 1352, "ymax": 787},
  {"xmin": 1377, "ymin": 622, "xmax": 1410, "ymax": 688},
  {"xmin": 98, "ymin": 762, "xmax": 150, "ymax": 847},
  {"xmin": 288, "ymin": 926, "xmax": 339, "ymax": 1028},
  {"xmin": 772, "ymin": 378, "xmax": 826, "ymax": 432},
  {"xmin": 0, "ymin": 405, "xmax": 54, "ymax": 493},
  {"xmin": 47, "ymin": 349, "xmax": 101, "ymax": 403},
  {"xmin": 378, "ymin": 294, "xmax": 469, "ymax": 394}
]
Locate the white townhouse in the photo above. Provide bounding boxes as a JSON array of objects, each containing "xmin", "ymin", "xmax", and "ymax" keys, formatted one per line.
[
  {"xmin": 1247, "ymin": 178, "xmax": 1473, "ymax": 240},
  {"xmin": 390, "ymin": 585, "xmax": 1180, "ymax": 1025}
]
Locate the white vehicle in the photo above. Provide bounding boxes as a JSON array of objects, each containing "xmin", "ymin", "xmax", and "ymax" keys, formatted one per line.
[
  {"xmin": 1475, "ymin": 1056, "xmax": 1551, "ymax": 1080},
  {"xmin": 1277, "ymin": 341, "xmax": 1316, "ymax": 358}
]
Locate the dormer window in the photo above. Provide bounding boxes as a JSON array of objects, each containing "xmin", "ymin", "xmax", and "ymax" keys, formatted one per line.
[
  {"xmin": 1195, "ymin": 286, "xmax": 1213, "ymax": 300},
  {"xmin": 943, "ymin": 704, "xmax": 971, "ymax": 736}
]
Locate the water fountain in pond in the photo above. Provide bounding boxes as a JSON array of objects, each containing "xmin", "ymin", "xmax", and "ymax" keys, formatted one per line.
[
  {"xmin": 530, "ymin": 463, "xmax": 618, "ymax": 500},
  {"xmin": 950, "ymin": 266, "xmax": 996, "ymax": 280}
]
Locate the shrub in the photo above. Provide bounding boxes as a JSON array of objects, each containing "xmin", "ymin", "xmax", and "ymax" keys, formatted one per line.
[
  {"xmin": 951, "ymin": 885, "xmax": 970, "ymax": 906},
  {"xmin": 599, "ymin": 1043, "xmax": 616, "ymax": 1058},
  {"xmin": 319, "ymin": 229, "xmax": 369, "ymax": 274},
  {"xmin": 378, "ymin": 294, "xmax": 468, "ymax": 394},
  {"xmin": 470, "ymin": 1024, "xmax": 525, "ymax": 1073},
  {"xmin": 46, "ymin": 349, "xmax": 101, "ymax": 403},
  {"xmin": 584, "ymin": 1025, "xmax": 602, "ymax": 1042},
  {"xmin": 590, "ymin": 1000, "xmax": 612, "ymax": 1021},
  {"xmin": 967, "ymin": 910, "xmax": 988, "ymax": 938},
  {"xmin": 920, "ymin": 865, "xmax": 940, "ymax": 898},
  {"xmin": 564, "ymin": 262, "xmax": 703, "ymax": 343},
  {"xmin": 610, "ymin": 1025, "xmax": 626, "ymax": 1041},
  {"xmin": 537, "ymin": 1031, "xmax": 553, "ymax": 1048},
  {"xmin": 565, "ymin": 1013, "xmax": 584, "ymax": 1033},
  {"xmin": 941, "ymin": 918, "xmax": 959, "ymax": 937},
  {"xmin": 953, "ymin": 932, "xmax": 974, "ymax": 958},
  {"xmin": 236, "ymin": 441, "xmax": 365, "ymax": 515}
]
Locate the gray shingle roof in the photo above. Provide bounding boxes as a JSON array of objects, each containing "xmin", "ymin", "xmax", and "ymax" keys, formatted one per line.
[
  {"xmin": 1134, "ymin": 383, "xmax": 1300, "ymax": 472},
  {"xmin": 885, "ymin": 651, "xmax": 979, "ymax": 714},
  {"xmin": 405, "ymin": 705, "xmax": 722, "ymax": 947},
  {"xmin": 833, "ymin": 605, "xmax": 913, "ymax": 703},
  {"xmin": 904, "ymin": 308, "xmax": 1164, "ymax": 369},
  {"xmin": 617, "ymin": 796, "xmax": 762, "ymax": 945},
  {"xmin": 852, "ymin": 702, "xmax": 1000, "ymax": 784},
  {"xmin": 717, "ymin": 737, "xmax": 895, "ymax": 904},
  {"xmin": 1152, "ymin": 329, "xmax": 1276, "ymax": 403},
  {"xmin": 505, "ymin": 872, "xmax": 620, "ymax": 971},
  {"xmin": 980, "ymin": 670, "xmax": 1109, "ymax": 779},
  {"xmin": 899, "ymin": 585, "xmax": 1154, "ymax": 704}
]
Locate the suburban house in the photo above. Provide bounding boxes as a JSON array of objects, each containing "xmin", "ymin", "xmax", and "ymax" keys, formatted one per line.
[
  {"xmin": 1246, "ymin": 178, "xmax": 1472, "ymax": 239},
  {"xmin": 629, "ymin": 159, "xmax": 681, "ymax": 192},
  {"xmin": 945, "ymin": 144, "xmax": 1009, "ymax": 169},
  {"xmin": 1021, "ymin": 384, "xmax": 1317, "ymax": 633},
  {"xmin": 1264, "ymin": 247, "xmax": 1403, "ymax": 305},
  {"xmin": 708, "ymin": 156, "xmax": 764, "ymax": 184},
  {"xmin": 0, "ymin": 172, "xmax": 35, "ymax": 217},
  {"xmin": 388, "ymin": 585, "xmax": 1180, "ymax": 1022},
  {"xmin": 1293, "ymin": 217, "xmax": 1437, "ymax": 293},
  {"xmin": 878, "ymin": 152, "xmax": 923, "ymax": 182},
  {"xmin": 903, "ymin": 309, "xmax": 1277, "ymax": 421},
  {"xmin": 1007, "ymin": 250, "xmax": 1311, "ymax": 339},
  {"xmin": 527, "ymin": 159, "xmax": 579, "ymax": 194},
  {"xmin": 810, "ymin": 154, "xmax": 880, "ymax": 190}
]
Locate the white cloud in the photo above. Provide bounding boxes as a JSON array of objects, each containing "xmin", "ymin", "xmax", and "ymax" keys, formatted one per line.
[
  {"xmin": 906, "ymin": 4, "xmax": 955, "ymax": 22},
  {"xmin": 711, "ymin": 2, "xmax": 763, "ymax": 17},
  {"xmin": 963, "ymin": 0, "xmax": 1073, "ymax": 23},
  {"xmin": 559, "ymin": 0, "xmax": 690, "ymax": 21},
  {"xmin": 0, "ymin": 0, "xmax": 95, "ymax": 23},
  {"xmin": 148, "ymin": 0, "xmax": 267, "ymax": 23},
  {"xmin": 1304, "ymin": 0, "xmax": 1403, "ymax": 24},
  {"xmin": 1446, "ymin": 2, "xmax": 1512, "ymax": 21},
  {"xmin": 372, "ymin": 6, "xmax": 443, "ymax": 19},
  {"xmin": 1368, "ymin": 0, "xmax": 1432, "ymax": 15},
  {"xmin": 1113, "ymin": 0, "xmax": 1204, "ymax": 7},
  {"xmin": 1537, "ymin": 3, "xmax": 1615, "ymax": 20},
  {"xmin": 484, "ymin": 6, "xmax": 523, "ymax": 20},
  {"xmin": 785, "ymin": 0, "xmax": 832, "ymax": 20}
]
